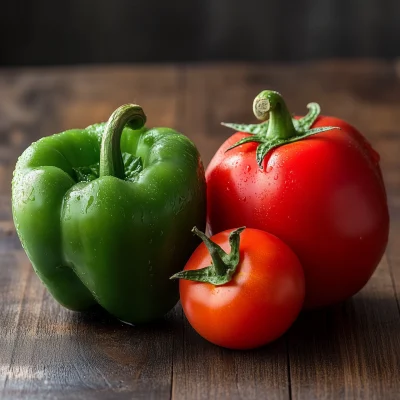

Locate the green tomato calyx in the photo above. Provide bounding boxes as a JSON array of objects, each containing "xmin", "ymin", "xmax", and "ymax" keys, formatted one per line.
[
  {"xmin": 170, "ymin": 227, "xmax": 245, "ymax": 285},
  {"xmin": 222, "ymin": 90, "xmax": 339, "ymax": 168}
]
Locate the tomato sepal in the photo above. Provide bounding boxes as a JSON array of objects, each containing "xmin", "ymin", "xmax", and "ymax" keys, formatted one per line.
[
  {"xmin": 221, "ymin": 121, "xmax": 269, "ymax": 135},
  {"xmin": 221, "ymin": 102, "xmax": 321, "ymax": 136},
  {"xmin": 170, "ymin": 226, "xmax": 245, "ymax": 285},
  {"xmin": 223, "ymin": 91, "xmax": 339, "ymax": 168}
]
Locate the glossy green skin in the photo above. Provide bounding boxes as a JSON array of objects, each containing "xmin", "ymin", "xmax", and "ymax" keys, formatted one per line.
[{"xmin": 12, "ymin": 123, "xmax": 206, "ymax": 324}]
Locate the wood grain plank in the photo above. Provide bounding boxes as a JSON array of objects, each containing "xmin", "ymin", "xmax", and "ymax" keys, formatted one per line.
[
  {"xmin": 381, "ymin": 61, "xmax": 400, "ymax": 315},
  {"xmin": 171, "ymin": 65, "xmax": 290, "ymax": 400},
  {"xmin": 289, "ymin": 254, "xmax": 400, "ymax": 400},
  {"xmin": 0, "ymin": 251, "xmax": 34, "ymax": 390},
  {"xmin": 0, "ymin": 66, "xmax": 183, "ymax": 400}
]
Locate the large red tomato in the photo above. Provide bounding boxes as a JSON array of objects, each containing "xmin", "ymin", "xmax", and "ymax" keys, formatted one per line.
[
  {"xmin": 172, "ymin": 227, "xmax": 305, "ymax": 349},
  {"xmin": 206, "ymin": 90, "xmax": 389, "ymax": 308}
]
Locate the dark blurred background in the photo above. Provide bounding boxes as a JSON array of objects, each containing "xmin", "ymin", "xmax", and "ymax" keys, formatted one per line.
[{"xmin": 1, "ymin": 0, "xmax": 400, "ymax": 66}]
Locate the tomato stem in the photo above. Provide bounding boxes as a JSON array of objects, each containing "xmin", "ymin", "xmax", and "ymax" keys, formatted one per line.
[
  {"xmin": 224, "ymin": 90, "xmax": 339, "ymax": 168},
  {"xmin": 253, "ymin": 90, "xmax": 297, "ymax": 140},
  {"xmin": 170, "ymin": 227, "xmax": 245, "ymax": 285}
]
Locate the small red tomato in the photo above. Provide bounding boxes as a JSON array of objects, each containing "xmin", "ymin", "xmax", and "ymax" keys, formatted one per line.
[
  {"xmin": 171, "ymin": 227, "xmax": 305, "ymax": 350},
  {"xmin": 206, "ymin": 90, "xmax": 389, "ymax": 309}
]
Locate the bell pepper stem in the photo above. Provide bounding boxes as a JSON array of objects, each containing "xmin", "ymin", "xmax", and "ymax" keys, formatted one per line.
[{"xmin": 100, "ymin": 104, "xmax": 147, "ymax": 179}]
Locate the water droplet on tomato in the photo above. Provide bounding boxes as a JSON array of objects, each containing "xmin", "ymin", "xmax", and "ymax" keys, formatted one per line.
[
  {"xmin": 246, "ymin": 165, "xmax": 251, "ymax": 172},
  {"xmin": 266, "ymin": 165, "xmax": 273, "ymax": 173},
  {"xmin": 274, "ymin": 174, "xmax": 278, "ymax": 180}
]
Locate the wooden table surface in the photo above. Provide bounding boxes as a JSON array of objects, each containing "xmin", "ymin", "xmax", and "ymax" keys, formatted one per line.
[{"xmin": 0, "ymin": 61, "xmax": 399, "ymax": 400}]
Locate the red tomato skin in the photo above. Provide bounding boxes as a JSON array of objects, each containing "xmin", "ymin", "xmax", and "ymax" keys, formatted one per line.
[
  {"xmin": 206, "ymin": 116, "xmax": 389, "ymax": 309},
  {"xmin": 179, "ymin": 228, "xmax": 305, "ymax": 350}
]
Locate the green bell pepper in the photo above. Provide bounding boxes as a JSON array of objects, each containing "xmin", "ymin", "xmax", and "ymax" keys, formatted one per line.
[{"xmin": 12, "ymin": 104, "xmax": 206, "ymax": 324}]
